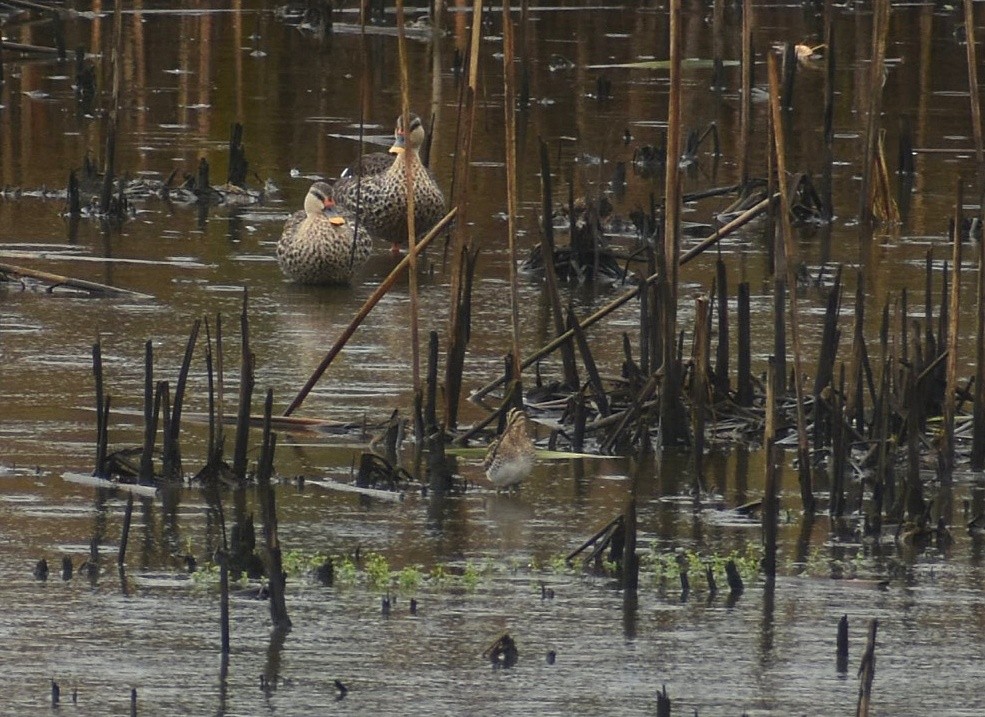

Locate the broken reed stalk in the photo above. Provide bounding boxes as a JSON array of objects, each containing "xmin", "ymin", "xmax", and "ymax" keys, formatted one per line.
[
  {"xmin": 472, "ymin": 195, "xmax": 771, "ymax": 401},
  {"xmin": 739, "ymin": 0, "xmax": 753, "ymax": 186},
  {"xmin": 502, "ymin": 0, "xmax": 522, "ymax": 381},
  {"xmin": 232, "ymin": 290, "xmax": 254, "ymax": 484},
  {"xmin": 284, "ymin": 209, "xmax": 457, "ymax": 417},
  {"xmin": 856, "ymin": 619, "xmax": 878, "ymax": 717},
  {"xmin": 257, "ymin": 389, "xmax": 291, "ymax": 631},
  {"xmin": 973, "ymin": 215, "xmax": 985, "ymax": 470},
  {"xmin": 0, "ymin": 261, "xmax": 152, "ymax": 298},
  {"xmin": 964, "ymin": 0, "xmax": 984, "ymax": 165},
  {"xmin": 768, "ymin": 52, "xmax": 814, "ymax": 514},
  {"xmin": 941, "ymin": 177, "xmax": 963, "ymax": 482},
  {"xmin": 443, "ymin": 0, "xmax": 483, "ymax": 429},
  {"xmin": 859, "ymin": 0, "xmax": 890, "ymax": 228},
  {"xmin": 396, "ymin": 0, "xmax": 421, "ymax": 402},
  {"xmin": 659, "ymin": 0, "xmax": 687, "ymax": 447}
]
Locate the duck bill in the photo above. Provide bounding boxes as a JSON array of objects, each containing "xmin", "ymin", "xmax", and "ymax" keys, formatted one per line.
[{"xmin": 388, "ymin": 132, "xmax": 407, "ymax": 154}]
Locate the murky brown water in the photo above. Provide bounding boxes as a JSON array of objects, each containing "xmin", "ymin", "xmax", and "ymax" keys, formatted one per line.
[{"xmin": 4, "ymin": 2, "xmax": 985, "ymax": 714}]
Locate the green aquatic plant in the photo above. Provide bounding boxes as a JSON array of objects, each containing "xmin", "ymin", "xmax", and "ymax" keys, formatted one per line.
[
  {"xmin": 364, "ymin": 552, "xmax": 392, "ymax": 589},
  {"xmin": 397, "ymin": 565, "xmax": 424, "ymax": 592}
]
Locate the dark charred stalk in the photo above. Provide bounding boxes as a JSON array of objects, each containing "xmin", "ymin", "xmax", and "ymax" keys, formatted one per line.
[
  {"xmin": 622, "ymin": 498, "xmax": 638, "ymax": 594},
  {"xmin": 93, "ymin": 338, "xmax": 108, "ymax": 476},
  {"xmin": 227, "ymin": 123, "xmax": 248, "ymax": 188},
  {"xmin": 830, "ymin": 364, "xmax": 847, "ymax": 517},
  {"xmin": 571, "ymin": 388, "xmax": 587, "ymax": 453},
  {"xmin": 444, "ymin": 244, "xmax": 478, "ymax": 429},
  {"xmin": 714, "ymin": 259, "xmax": 730, "ymax": 398},
  {"xmin": 691, "ymin": 296, "xmax": 710, "ymax": 488},
  {"xmin": 539, "ymin": 140, "xmax": 579, "ymax": 390},
  {"xmin": 51, "ymin": 9, "xmax": 66, "ymax": 61},
  {"xmin": 163, "ymin": 319, "xmax": 201, "ymax": 482},
  {"xmin": 973, "ymin": 221, "xmax": 985, "ymax": 469},
  {"xmin": 813, "ymin": 267, "xmax": 842, "ymax": 449},
  {"xmin": 425, "ymin": 331, "xmax": 439, "ymax": 435},
  {"xmin": 837, "ymin": 614, "xmax": 849, "ymax": 673},
  {"xmin": 897, "ymin": 114, "xmax": 915, "ymax": 175},
  {"xmin": 567, "ymin": 306, "xmax": 609, "ymax": 417},
  {"xmin": 656, "ymin": 685, "xmax": 670, "ymax": 717},
  {"xmin": 725, "ymin": 559, "xmax": 744, "ymax": 596},
  {"xmin": 141, "ymin": 340, "xmax": 154, "ymax": 481},
  {"xmin": 444, "ymin": 0, "xmax": 482, "ymax": 427},
  {"xmin": 68, "ymin": 170, "xmax": 81, "ymax": 216},
  {"xmin": 737, "ymin": 281, "xmax": 753, "ymax": 406},
  {"xmin": 219, "ymin": 551, "xmax": 230, "ymax": 653},
  {"xmin": 257, "ymin": 389, "xmax": 291, "ymax": 632},
  {"xmin": 233, "ymin": 290, "xmax": 254, "ymax": 485},
  {"xmin": 780, "ymin": 42, "xmax": 796, "ymax": 112}
]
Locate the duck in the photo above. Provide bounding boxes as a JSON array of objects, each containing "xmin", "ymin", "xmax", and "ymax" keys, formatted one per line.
[
  {"xmin": 483, "ymin": 408, "xmax": 536, "ymax": 491},
  {"xmin": 276, "ymin": 181, "xmax": 371, "ymax": 285},
  {"xmin": 332, "ymin": 113, "xmax": 446, "ymax": 252}
]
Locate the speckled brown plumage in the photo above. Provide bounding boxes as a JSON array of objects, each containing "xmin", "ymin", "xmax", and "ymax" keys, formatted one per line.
[
  {"xmin": 483, "ymin": 408, "xmax": 535, "ymax": 491},
  {"xmin": 276, "ymin": 182, "xmax": 371, "ymax": 285},
  {"xmin": 332, "ymin": 114, "xmax": 446, "ymax": 248}
]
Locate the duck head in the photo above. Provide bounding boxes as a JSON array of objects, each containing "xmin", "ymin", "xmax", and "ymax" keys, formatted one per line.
[
  {"xmin": 304, "ymin": 181, "xmax": 334, "ymax": 216},
  {"xmin": 388, "ymin": 113, "xmax": 425, "ymax": 155}
]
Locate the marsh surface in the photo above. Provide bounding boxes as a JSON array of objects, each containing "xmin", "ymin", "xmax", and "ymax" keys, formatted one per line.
[{"xmin": 3, "ymin": 2, "xmax": 985, "ymax": 715}]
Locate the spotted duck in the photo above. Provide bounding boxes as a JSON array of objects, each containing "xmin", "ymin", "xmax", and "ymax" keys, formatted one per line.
[
  {"xmin": 332, "ymin": 113, "xmax": 446, "ymax": 251},
  {"xmin": 276, "ymin": 181, "xmax": 371, "ymax": 285}
]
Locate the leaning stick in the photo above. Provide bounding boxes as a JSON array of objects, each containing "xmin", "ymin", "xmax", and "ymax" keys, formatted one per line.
[
  {"xmin": 0, "ymin": 261, "xmax": 153, "ymax": 299},
  {"xmin": 283, "ymin": 207, "xmax": 458, "ymax": 417}
]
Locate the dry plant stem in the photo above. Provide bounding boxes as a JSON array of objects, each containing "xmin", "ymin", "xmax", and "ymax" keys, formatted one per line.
[
  {"xmin": 768, "ymin": 52, "xmax": 814, "ymax": 513},
  {"xmin": 396, "ymin": 0, "xmax": 420, "ymax": 394},
  {"xmin": 284, "ymin": 208, "xmax": 458, "ymax": 417},
  {"xmin": 964, "ymin": 0, "xmax": 984, "ymax": 164},
  {"xmin": 443, "ymin": 0, "xmax": 482, "ymax": 429},
  {"xmin": 859, "ymin": 0, "xmax": 889, "ymax": 227},
  {"xmin": 503, "ymin": 0, "xmax": 522, "ymax": 380},
  {"xmin": 0, "ymin": 262, "xmax": 153, "ymax": 298},
  {"xmin": 739, "ymin": 0, "xmax": 753, "ymax": 185},
  {"xmin": 762, "ymin": 358, "xmax": 779, "ymax": 580},
  {"xmin": 659, "ymin": 0, "xmax": 685, "ymax": 446}
]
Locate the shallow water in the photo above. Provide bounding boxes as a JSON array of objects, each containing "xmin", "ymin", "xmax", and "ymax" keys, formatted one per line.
[{"xmin": 3, "ymin": 2, "xmax": 985, "ymax": 715}]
